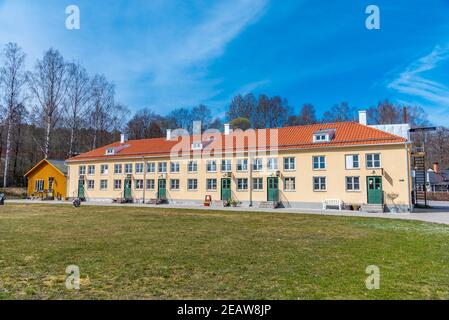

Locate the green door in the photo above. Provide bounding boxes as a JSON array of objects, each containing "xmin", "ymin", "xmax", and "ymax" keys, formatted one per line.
[
  {"xmin": 158, "ymin": 179, "xmax": 166, "ymax": 199},
  {"xmin": 221, "ymin": 178, "xmax": 231, "ymax": 201},
  {"xmin": 367, "ymin": 176, "xmax": 383, "ymax": 204},
  {"xmin": 78, "ymin": 180, "xmax": 85, "ymax": 199},
  {"xmin": 124, "ymin": 179, "xmax": 132, "ymax": 199},
  {"xmin": 267, "ymin": 177, "xmax": 279, "ymax": 201}
]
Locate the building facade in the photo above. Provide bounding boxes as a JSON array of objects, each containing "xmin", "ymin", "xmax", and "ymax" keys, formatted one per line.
[
  {"xmin": 66, "ymin": 120, "xmax": 412, "ymax": 213},
  {"xmin": 24, "ymin": 159, "xmax": 68, "ymax": 199}
]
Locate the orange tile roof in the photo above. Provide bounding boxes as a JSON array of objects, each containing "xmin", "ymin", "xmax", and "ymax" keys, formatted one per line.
[{"xmin": 67, "ymin": 122, "xmax": 406, "ymax": 162}]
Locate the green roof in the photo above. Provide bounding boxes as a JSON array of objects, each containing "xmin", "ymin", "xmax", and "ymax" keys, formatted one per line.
[{"xmin": 47, "ymin": 159, "xmax": 68, "ymax": 175}]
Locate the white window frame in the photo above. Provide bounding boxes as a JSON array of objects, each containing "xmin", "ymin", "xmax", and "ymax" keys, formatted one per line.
[
  {"xmin": 206, "ymin": 178, "xmax": 217, "ymax": 191},
  {"xmin": 100, "ymin": 164, "xmax": 109, "ymax": 175},
  {"xmin": 79, "ymin": 165, "xmax": 86, "ymax": 175},
  {"xmin": 345, "ymin": 154, "xmax": 360, "ymax": 170},
  {"xmin": 124, "ymin": 163, "xmax": 133, "ymax": 174},
  {"xmin": 35, "ymin": 179, "xmax": 44, "ymax": 192},
  {"xmin": 146, "ymin": 179, "xmax": 155, "ymax": 190},
  {"xmin": 135, "ymin": 163, "xmax": 144, "ymax": 174},
  {"xmin": 253, "ymin": 158, "xmax": 263, "ymax": 171},
  {"xmin": 237, "ymin": 178, "xmax": 248, "ymax": 191},
  {"xmin": 283, "ymin": 157, "xmax": 296, "ymax": 171},
  {"xmin": 253, "ymin": 178, "xmax": 263, "ymax": 191},
  {"xmin": 221, "ymin": 160, "xmax": 232, "ymax": 172},
  {"xmin": 170, "ymin": 162, "xmax": 180, "ymax": 173},
  {"xmin": 206, "ymin": 160, "xmax": 217, "ymax": 173},
  {"xmin": 135, "ymin": 179, "xmax": 144, "ymax": 190},
  {"xmin": 158, "ymin": 162, "xmax": 167, "ymax": 173},
  {"xmin": 366, "ymin": 153, "xmax": 381, "ymax": 169},
  {"xmin": 100, "ymin": 179, "xmax": 108, "ymax": 190},
  {"xmin": 284, "ymin": 177, "xmax": 296, "ymax": 191},
  {"xmin": 267, "ymin": 158, "xmax": 278, "ymax": 171},
  {"xmin": 188, "ymin": 179, "xmax": 198, "ymax": 190},
  {"xmin": 188, "ymin": 161, "xmax": 198, "ymax": 173},
  {"xmin": 346, "ymin": 176, "xmax": 361, "ymax": 192},
  {"xmin": 147, "ymin": 162, "xmax": 156, "ymax": 173},
  {"xmin": 313, "ymin": 156, "xmax": 326, "ymax": 170},
  {"xmin": 114, "ymin": 179, "xmax": 122, "ymax": 190},
  {"xmin": 114, "ymin": 164, "xmax": 122, "ymax": 174},
  {"xmin": 87, "ymin": 180, "xmax": 95, "ymax": 190},
  {"xmin": 237, "ymin": 159, "xmax": 248, "ymax": 172},
  {"xmin": 313, "ymin": 177, "xmax": 326, "ymax": 191},
  {"xmin": 170, "ymin": 179, "xmax": 180, "ymax": 190},
  {"xmin": 88, "ymin": 165, "xmax": 95, "ymax": 175}
]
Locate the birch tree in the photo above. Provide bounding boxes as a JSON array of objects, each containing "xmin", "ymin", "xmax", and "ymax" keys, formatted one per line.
[
  {"xmin": 89, "ymin": 74, "xmax": 115, "ymax": 149},
  {"xmin": 64, "ymin": 62, "xmax": 90, "ymax": 156},
  {"xmin": 0, "ymin": 43, "xmax": 27, "ymax": 187},
  {"xmin": 28, "ymin": 48, "xmax": 67, "ymax": 158}
]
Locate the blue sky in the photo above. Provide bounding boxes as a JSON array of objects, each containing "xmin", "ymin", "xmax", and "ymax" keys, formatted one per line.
[{"xmin": 1, "ymin": 0, "xmax": 449, "ymax": 124}]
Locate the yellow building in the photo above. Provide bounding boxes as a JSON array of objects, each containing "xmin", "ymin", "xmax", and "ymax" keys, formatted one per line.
[
  {"xmin": 66, "ymin": 116, "xmax": 413, "ymax": 213},
  {"xmin": 24, "ymin": 159, "xmax": 68, "ymax": 199}
]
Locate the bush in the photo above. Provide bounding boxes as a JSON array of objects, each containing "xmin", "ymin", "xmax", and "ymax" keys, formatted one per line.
[{"xmin": 0, "ymin": 187, "xmax": 27, "ymax": 199}]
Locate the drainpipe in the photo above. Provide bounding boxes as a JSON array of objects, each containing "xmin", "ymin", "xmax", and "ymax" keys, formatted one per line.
[
  {"xmin": 142, "ymin": 156, "xmax": 146, "ymax": 204},
  {"xmin": 249, "ymin": 152, "xmax": 253, "ymax": 207},
  {"xmin": 405, "ymin": 142, "xmax": 412, "ymax": 213}
]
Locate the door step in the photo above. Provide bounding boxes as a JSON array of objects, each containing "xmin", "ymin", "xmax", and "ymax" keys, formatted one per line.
[
  {"xmin": 361, "ymin": 204, "xmax": 385, "ymax": 213},
  {"xmin": 259, "ymin": 201, "xmax": 280, "ymax": 209}
]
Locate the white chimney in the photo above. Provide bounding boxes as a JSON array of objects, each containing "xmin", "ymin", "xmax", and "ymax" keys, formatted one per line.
[
  {"xmin": 166, "ymin": 129, "xmax": 172, "ymax": 141},
  {"xmin": 224, "ymin": 123, "xmax": 231, "ymax": 135},
  {"xmin": 120, "ymin": 133, "xmax": 128, "ymax": 144},
  {"xmin": 359, "ymin": 110, "xmax": 367, "ymax": 126}
]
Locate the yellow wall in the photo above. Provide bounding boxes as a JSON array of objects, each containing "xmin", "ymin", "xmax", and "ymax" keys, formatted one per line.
[
  {"xmin": 26, "ymin": 161, "xmax": 67, "ymax": 199},
  {"xmin": 66, "ymin": 143, "xmax": 412, "ymax": 211}
]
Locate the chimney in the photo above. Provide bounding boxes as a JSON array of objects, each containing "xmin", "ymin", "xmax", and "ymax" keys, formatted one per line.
[
  {"xmin": 359, "ymin": 110, "xmax": 367, "ymax": 126},
  {"xmin": 433, "ymin": 162, "xmax": 440, "ymax": 174},
  {"xmin": 224, "ymin": 123, "xmax": 231, "ymax": 135},
  {"xmin": 120, "ymin": 133, "xmax": 128, "ymax": 144},
  {"xmin": 166, "ymin": 129, "xmax": 172, "ymax": 141}
]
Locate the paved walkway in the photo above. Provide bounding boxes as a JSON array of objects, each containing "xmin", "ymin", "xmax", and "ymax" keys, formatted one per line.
[{"xmin": 5, "ymin": 199, "xmax": 449, "ymax": 226}]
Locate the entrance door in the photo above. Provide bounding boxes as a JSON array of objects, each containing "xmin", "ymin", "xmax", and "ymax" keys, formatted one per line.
[
  {"xmin": 221, "ymin": 178, "xmax": 231, "ymax": 201},
  {"xmin": 124, "ymin": 179, "xmax": 132, "ymax": 199},
  {"xmin": 267, "ymin": 177, "xmax": 279, "ymax": 201},
  {"xmin": 367, "ymin": 176, "xmax": 383, "ymax": 204},
  {"xmin": 78, "ymin": 180, "xmax": 85, "ymax": 199},
  {"xmin": 158, "ymin": 179, "xmax": 166, "ymax": 199}
]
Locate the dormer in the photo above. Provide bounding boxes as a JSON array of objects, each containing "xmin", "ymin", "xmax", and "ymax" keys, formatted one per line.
[
  {"xmin": 105, "ymin": 148, "xmax": 115, "ymax": 155},
  {"xmin": 313, "ymin": 129, "xmax": 335, "ymax": 143},
  {"xmin": 192, "ymin": 142, "xmax": 203, "ymax": 150}
]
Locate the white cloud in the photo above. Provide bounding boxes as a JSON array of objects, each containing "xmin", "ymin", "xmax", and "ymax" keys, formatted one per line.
[
  {"xmin": 388, "ymin": 45, "xmax": 449, "ymax": 120},
  {"xmin": 0, "ymin": 0, "xmax": 269, "ymax": 112}
]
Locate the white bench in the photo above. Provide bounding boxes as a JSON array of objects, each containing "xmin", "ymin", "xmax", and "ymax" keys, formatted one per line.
[{"xmin": 322, "ymin": 199, "xmax": 344, "ymax": 210}]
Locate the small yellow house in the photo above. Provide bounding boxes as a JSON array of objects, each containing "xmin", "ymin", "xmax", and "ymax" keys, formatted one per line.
[{"xmin": 24, "ymin": 159, "xmax": 68, "ymax": 199}]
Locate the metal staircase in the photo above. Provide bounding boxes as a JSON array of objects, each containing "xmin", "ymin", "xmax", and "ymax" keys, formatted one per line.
[{"xmin": 412, "ymin": 152, "xmax": 427, "ymax": 207}]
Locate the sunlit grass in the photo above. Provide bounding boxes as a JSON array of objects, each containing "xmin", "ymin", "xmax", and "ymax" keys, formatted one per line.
[{"xmin": 1, "ymin": 204, "xmax": 449, "ymax": 299}]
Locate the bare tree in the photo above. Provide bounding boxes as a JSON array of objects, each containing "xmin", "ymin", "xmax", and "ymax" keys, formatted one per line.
[
  {"xmin": 27, "ymin": 48, "xmax": 67, "ymax": 158},
  {"xmin": 322, "ymin": 102, "xmax": 356, "ymax": 123},
  {"xmin": 89, "ymin": 74, "xmax": 115, "ymax": 149},
  {"xmin": 64, "ymin": 62, "xmax": 90, "ymax": 156},
  {"xmin": 0, "ymin": 43, "xmax": 27, "ymax": 187}
]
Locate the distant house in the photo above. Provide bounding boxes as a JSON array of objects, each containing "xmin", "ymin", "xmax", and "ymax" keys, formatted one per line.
[
  {"xmin": 427, "ymin": 163, "xmax": 449, "ymax": 192},
  {"xmin": 24, "ymin": 159, "xmax": 68, "ymax": 199}
]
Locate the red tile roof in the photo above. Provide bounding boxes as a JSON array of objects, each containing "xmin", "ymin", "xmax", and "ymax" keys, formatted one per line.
[{"xmin": 67, "ymin": 122, "xmax": 406, "ymax": 162}]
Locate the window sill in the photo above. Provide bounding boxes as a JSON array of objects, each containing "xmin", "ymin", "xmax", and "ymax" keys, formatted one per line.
[
  {"xmin": 237, "ymin": 189, "xmax": 248, "ymax": 192},
  {"xmin": 284, "ymin": 190, "xmax": 296, "ymax": 192},
  {"xmin": 313, "ymin": 190, "xmax": 327, "ymax": 192},
  {"xmin": 206, "ymin": 189, "xmax": 218, "ymax": 192}
]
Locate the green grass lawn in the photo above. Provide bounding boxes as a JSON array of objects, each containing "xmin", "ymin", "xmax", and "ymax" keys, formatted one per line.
[{"xmin": 1, "ymin": 204, "xmax": 449, "ymax": 300}]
